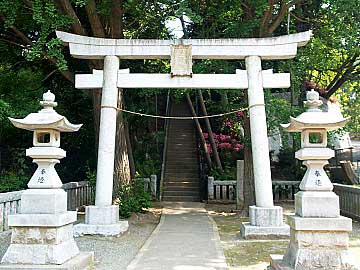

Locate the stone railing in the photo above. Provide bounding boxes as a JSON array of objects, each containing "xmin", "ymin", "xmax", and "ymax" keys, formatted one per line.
[
  {"xmin": 207, "ymin": 177, "xmax": 236, "ymax": 201},
  {"xmin": 272, "ymin": 181, "xmax": 301, "ymax": 201},
  {"xmin": 62, "ymin": 181, "xmax": 94, "ymax": 211},
  {"xmin": 137, "ymin": 175, "xmax": 157, "ymax": 199},
  {"xmin": 207, "ymin": 176, "xmax": 300, "ymax": 202},
  {"xmin": 0, "ymin": 176, "xmax": 157, "ymax": 232},
  {"xmin": 0, "ymin": 181, "xmax": 93, "ymax": 232},
  {"xmin": 0, "ymin": 190, "xmax": 23, "ymax": 232},
  {"xmin": 333, "ymin": 183, "xmax": 360, "ymax": 220}
]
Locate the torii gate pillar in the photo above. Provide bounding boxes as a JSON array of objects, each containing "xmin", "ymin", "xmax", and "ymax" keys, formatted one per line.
[
  {"xmin": 240, "ymin": 56, "xmax": 289, "ymax": 238},
  {"xmin": 56, "ymin": 30, "xmax": 311, "ymax": 238},
  {"xmin": 74, "ymin": 56, "xmax": 129, "ymax": 237}
]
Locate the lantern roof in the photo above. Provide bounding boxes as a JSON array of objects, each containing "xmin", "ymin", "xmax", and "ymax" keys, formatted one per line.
[
  {"xmin": 8, "ymin": 90, "xmax": 82, "ymax": 132},
  {"xmin": 281, "ymin": 89, "xmax": 350, "ymax": 132}
]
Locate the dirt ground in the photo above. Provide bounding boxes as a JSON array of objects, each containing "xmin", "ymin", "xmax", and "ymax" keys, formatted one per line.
[{"xmin": 206, "ymin": 202, "xmax": 360, "ymax": 270}]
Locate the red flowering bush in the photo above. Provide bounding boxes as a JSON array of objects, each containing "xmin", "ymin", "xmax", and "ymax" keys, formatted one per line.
[{"xmin": 204, "ymin": 132, "xmax": 244, "ymax": 154}]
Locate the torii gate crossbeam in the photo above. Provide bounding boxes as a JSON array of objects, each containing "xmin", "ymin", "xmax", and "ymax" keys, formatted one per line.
[{"xmin": 57, "ymin": 31, "xmax": 312, "ymax": 238}]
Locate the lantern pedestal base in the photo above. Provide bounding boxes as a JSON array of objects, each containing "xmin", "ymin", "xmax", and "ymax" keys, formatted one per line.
[
  {"xmin": 240, "ymin": 206, "xmax": 289, "ymax": 239},
  {"xmin": 295, "ymin": 191, "xmax": 340, "ymax": 217},
  {"xmin": 269, "ymin": 215, "xmax": 359, "ymax": 270},
  {"xmin": 0, "ymin": 252, "xmax": 94, "ymax": 270},
  {"xmin": 74, "ymin": 205, "xmax": 128, "ymax": 237},
  {"xmin": 1, "ymin": 212, "xmax": 87, "ymax": 266}
]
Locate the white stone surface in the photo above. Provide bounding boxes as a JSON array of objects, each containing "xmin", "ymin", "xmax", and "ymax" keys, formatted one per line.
[
  {"xmin": 1, "ymin": 239, "xmax": 79, "ymax": 265},
  {"xmin": 246, "ymin": 56, "xmax": 274, "ymax": 208},
  {"xmin": 76, "ymin": 69, "xmax": 290, "ymax": 89},
  {"xmin": 56, "ymin": 30, "xmax": 312, "ymax": 60},
  {"xmin": 295, "ymin": 191, "xmax": 340, "ymax": 217},
  {"xmin": 272, "ymin": 226, "xmax": 359, "ymax": 270},
  {"xmin": 295, "ymin": 147, "xmax": 334, "ymax": 160},
  {"xmin": 297, "ymin": 159, "xmax": 334, "ymax": 191},
  {"xmin": 33, "ymin": 130, "xmax": 61, "ymax": 147},
  {"xmin": 21, "ymin": 189, "xmax": 67, "ymax": 214},
  {"xmin": 240, "ymin": 222, "xmax": 290, "ymax": 239},
  {"xmin": 26, "ymin": 147, "xmax": 66, "ymax": 159},
  {"xmin": 27, "ymin": 159, "xmax": 62, "ymax": 189},
  {"xmin": 286, "ymin": 214, "xmax": 352, "ymax": 231},
  {"xmin": 8, "ymin": 211, "xmax": 77, "ymax": 227},
  {"xmin": 0, "ymin": 252, "xmax": 93, "ymax": 270},
  {"xmin": 73, "ymin": 221, "xmax": 129, "ymax": 237},
  {"xmin": 270, "ymin": 253, "xmax": 360, "ymax": 270},
  {"xmin": 249, "ymin": 205, "xmax": 284, "ymax": 227},
  {"xmin": 8, "ymin": 90, "xmax": 82, "ymax": 133},
  {"xmin": 95, "ymin": 55, "xmax": 119, "ymax": 207},
  {"xmin": 11, "ymin": 224, "xmax": 74, "ymax": 245},
  {"xmin": 85, "ymin": 205, "xmax": 119, "ymax": 225}
]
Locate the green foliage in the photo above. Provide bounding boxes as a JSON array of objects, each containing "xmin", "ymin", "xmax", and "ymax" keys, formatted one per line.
[
  {"xmin": 0, "ymin": 171, "xmax": 27, "ymax": 193},
  {"xmin": 115, "ymin": 180, "xmax": 152, "ymax": 218},
  {"xmin": 277, "ymin": 148, "xmax": 305, "ymax": 181},
  {"xmin": 135, "ymin": 160, "xmax": 159, "ymax": 178},
  {"xmin": 210, "ymin": 165, "xmax": 236, "ymax": 180},
  {"xmin": 85, "ymin": 165, "xmax": 96, "ymax": 189}
]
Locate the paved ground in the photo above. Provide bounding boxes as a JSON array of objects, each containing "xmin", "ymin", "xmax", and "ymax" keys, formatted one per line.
[{"xmin": 127, "ymin": 202, "xmax": 228, "ymax": 270}]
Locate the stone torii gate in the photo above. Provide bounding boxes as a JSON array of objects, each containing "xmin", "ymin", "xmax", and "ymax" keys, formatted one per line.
[{"xmin": 57, "ymin": 30, "xmax": 312, "ymax": 237}]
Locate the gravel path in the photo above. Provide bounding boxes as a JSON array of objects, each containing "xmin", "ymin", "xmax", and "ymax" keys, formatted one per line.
[{"xmin": 0, "ymin": 207, "xmax": 161, "ymax": 270}]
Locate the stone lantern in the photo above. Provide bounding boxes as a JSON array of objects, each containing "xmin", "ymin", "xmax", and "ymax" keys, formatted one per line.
[
  {"xmin": 270, "ymin": 89, "xmax": 358, "ymax": 269},
  {"xmin": 0, "ymin": 91, "xmax": 93, "ymax": 269}
]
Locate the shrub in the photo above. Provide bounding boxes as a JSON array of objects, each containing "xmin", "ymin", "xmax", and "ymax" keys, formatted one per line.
[
  {"xmin": 115, "ymin": 180, "xmax": 152, "ymax": 218},
  {"xmin": 0, "ymin": 171, "xmax": 28, "ymax": 193}
]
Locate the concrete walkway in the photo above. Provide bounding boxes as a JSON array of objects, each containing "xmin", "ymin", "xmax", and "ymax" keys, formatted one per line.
[{"xmin": 127, "ymin": 202, "xmax": 228, "ymax": 270}]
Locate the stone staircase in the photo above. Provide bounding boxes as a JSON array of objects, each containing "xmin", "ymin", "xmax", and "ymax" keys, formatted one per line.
[{"xmin": 162, "ymin": 100, "xmax": 200, "ymax": 202}]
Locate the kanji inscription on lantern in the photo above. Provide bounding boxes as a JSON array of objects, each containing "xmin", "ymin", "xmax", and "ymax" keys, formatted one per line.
[
  {"xmin": 38, "ymin": 176, "xmax": 45, "ymax": 183},
  {"xmin": 314, "ymin": 170, "xmax": 321, "ymax": 177},
  {"xmin": 170, "ymin": 44, "xmax": 192, "ymax": 77}
]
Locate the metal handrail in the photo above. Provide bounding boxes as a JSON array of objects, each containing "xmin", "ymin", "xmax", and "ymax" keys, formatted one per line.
[{"xmin": 159, "ymin": 91, "xmax": 171, "ymax": 201}]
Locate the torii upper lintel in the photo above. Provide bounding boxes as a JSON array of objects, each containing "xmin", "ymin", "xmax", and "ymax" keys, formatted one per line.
[{"xmin": 56, "ymin": 30, "xmax": 312, "ymax": 60}]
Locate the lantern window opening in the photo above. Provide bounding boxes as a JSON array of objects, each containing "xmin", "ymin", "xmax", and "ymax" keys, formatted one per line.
[
  {"xmin": 37, "ymin": 132, "xmax": 51, "ymax": 144},
  {"xmin": 308, "ymin": 132, "xmax": 323, "ymax": 144},
  {"xmin": 301, "ymin": 128, "xmax": 328, "ymax": 148}
]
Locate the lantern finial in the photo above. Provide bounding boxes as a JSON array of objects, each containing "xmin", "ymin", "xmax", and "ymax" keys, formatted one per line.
[
  {"xmin": 304, "ymin": 89, "xmax": 322, "ymax": 111},
  {"xmin": 40, "ymin": 90, "xmax": 57, "ymax": 110}
]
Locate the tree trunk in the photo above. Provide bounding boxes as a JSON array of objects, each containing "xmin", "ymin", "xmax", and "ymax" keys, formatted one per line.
[
  {"xmin": 125, "ymin": 121, "xmax": 136, "ymax": 178},
  {"xmin": 185, "ymin": 94, "xmax": 212, "ymax": 168},
  {"xmin": 113, "ymin": 88, "xmax": 131, "ymax": 194},
  {"xmin": 197, "ymin": 90, "xmax": 223, "ymax": 170},
  {"xmin": 241, "ymin": 110, "xmax": 255, "ymax": 216},
  {"xmin": 108, "ymin": 0, "xmax": 131, "ymax": 191}
]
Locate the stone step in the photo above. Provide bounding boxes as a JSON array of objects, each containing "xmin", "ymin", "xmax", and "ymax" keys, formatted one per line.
[
  {"xmin": 162, "ymin": 195, "xmax": 200, "ymax": 202},
  {"xmin": 164, "ymin": 185, "xmax": 199, "ymax": 192},
  {"xmin": 168, "ymin": 143, "xmax": 196, "ymax": 147},
  {"xmin": 163, "ymin": 190, "xmax": 200, "ymax": 196},
  {"xmin": 164, "ymin": 181, "xmax": 199, "ymax": 186},
  {"xmin": 166, "ymin": 170, "xmax": 198, "ymax": 175},
  {"xmin": 166, "ymin": 163, "xmax": 198, "ymax": 167},
  {"xmin": 164, "ymin": 177, "xmax": 199, "ymax": 182},
  {"xmin": 165, "ymin": 152, "xmax": 198, "ymax": 156},
  {"xmin": 165, "ymin": 172, "xmax": 199, "ymax": 178}
]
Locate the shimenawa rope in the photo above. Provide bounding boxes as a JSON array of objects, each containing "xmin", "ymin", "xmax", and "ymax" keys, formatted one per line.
[{"xmin": 100, "ymin": 103, "xmax": 264, "ymax": 120}]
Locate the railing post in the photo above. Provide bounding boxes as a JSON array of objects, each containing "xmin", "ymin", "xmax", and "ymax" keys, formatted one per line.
[
  {"xmin": 208, "ymin": 176, "xmax": 214, "ymax": 200},
  {"xmin": 150, "ymin": 175, "xmax": 157, "ymax": 199},
  {"xmin": 236, "ymin": 160, "xmax": 244, "ymax": 209}
]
